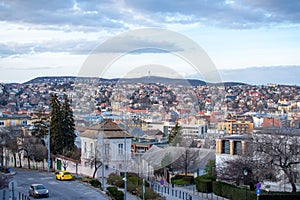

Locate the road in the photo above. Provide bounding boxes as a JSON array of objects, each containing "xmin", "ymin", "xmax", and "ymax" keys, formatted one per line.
[{"xmin": 11, "ymin": 168, "xmax": 108, "ymax": 200}]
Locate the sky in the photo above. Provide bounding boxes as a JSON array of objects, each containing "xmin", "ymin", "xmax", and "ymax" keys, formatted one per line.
[{"xmin": 0, "ymin": 0, "xmax": 300, "ymax": 84}]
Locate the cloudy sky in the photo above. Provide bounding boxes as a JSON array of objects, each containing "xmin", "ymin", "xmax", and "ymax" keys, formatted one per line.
[{"xmin": 0, "ymin": 0, "xmax": 300, "ymax": 83}]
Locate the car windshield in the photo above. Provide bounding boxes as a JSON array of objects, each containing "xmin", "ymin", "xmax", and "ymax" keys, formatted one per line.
[
  {"xmin": 64, "ymin": 172, "xmax": 71, "ymax": 175},
  {"xmin": 35, "ymin": 185, "xmax": 46, "ymax": 190}
]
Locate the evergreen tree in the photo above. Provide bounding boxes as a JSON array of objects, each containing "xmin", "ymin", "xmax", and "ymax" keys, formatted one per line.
[
  {"xmin": 50, "ymin": 93, "xmax": 64, "ymax": 155},
  {"xmin": 168, "ymin": 122, "xmax": 182, "ymax": 146},
  {"xmin": 61, "ymin": 94, "xmax": 76, "ymax": 153}
]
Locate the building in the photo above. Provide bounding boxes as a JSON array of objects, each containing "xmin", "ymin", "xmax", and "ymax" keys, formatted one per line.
[
  {"xmin": 0, "ymin": 113, "xmax": 32, "ymax": 127},
  {"xmin": 218, "ymin": 115, "xmax": 254, "ymax": 135},
  {"xmin": 80, "ymin": 119, "xmax": 133, "ymax": 177}
]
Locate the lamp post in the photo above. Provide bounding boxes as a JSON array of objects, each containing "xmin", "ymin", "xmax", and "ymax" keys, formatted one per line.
[
  {"xmin": 47, "ymin": 126, "xmax": 50, "ymax": 172},
  {"xmin": 123, "ymin": 115, "xmax": 127, "ymax": 200},
  {"xmin": 42, "ymin": 123, "xmax": 51, "ymax": 172},
  {"xmin": 243, "ymin": 169, "xmax": 248, "ymax": 200}
]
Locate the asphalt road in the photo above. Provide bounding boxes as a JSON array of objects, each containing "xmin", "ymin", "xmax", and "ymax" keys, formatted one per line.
[{"xmin": 10, "ymin": 168, "xmax": 108, "ymax": 200}]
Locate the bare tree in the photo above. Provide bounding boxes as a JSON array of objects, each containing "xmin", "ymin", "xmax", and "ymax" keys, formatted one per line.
[
  {"xmin": 86, "ymin": 141, "xmax": 109, "ymax": 179},
  {"xmin": 253, "ymin": 128, "xmax": 300, "ymax": 192},
  {"xmin": 218, "ymin": 128, "xmax": 300, "ymax": 192},
  {"xmin": 1, "ymin": 126, "xmax": 23, "ymax": 168},
  {"xmin": 19, "ymin": 135, "xmax": 42, "ymax": 169},
  {"xmin": 217, "ymin": 138, "xmax": 276, "ymax": 187},
  {"xmin": 171, "ymin": 148, "xmax": 199, "ymax": 176}
]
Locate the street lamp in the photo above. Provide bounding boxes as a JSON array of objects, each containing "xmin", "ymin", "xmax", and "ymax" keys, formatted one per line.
[
  {"xmin": 123, "ymin": 115, "xmax": 127, "ymax": 200},
  {"xmin": 41, "ymin": 123, "xmax": 51, "ymax": 172},
  {"xmin": 243, "ymin": 169, "xmax": 248, "ymax": 200}
]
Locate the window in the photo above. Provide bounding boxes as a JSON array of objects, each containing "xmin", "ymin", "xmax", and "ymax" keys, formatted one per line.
[
  {"xmin": 21, "ymin": 120, "xmax": 27, "ymax": 125},
  {"xmin": 118, "ymin": 143, "xmax": 124, "ymax": 155},
  {"xmin": 0, "ymin": 121, "xmax": 4, "ymax": 126},
  {"xmin": 222, "ymin": 140, "xmax": 230, "ymax": 154},
  {"xmin": 234, "ymin": 141, "xmax": 242, "ymax": 155},
  {"xmin": 105, "ymin": 144, "xmax": 109, "ymax": 155},
  {"xmin": 90, "ymin": 143, "xmax": 93, "ymax": 153},
  {"xmin": 84, "ymin": 142, "xmax": 87, "ymax": 153}
]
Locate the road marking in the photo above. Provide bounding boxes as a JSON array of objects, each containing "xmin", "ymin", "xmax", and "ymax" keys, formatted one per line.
[
  {"xmin": 40, "ymin": 177, "xmax": 52, "ymax": 180},
  {"xmin": 48, "ymin": 181, "xmax": 59, "ymax": 185}
]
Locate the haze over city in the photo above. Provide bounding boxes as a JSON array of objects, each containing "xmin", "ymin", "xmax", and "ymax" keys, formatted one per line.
[{"xmin": 0, "ymin": 0, "xmax": 300, "ymax": 84}]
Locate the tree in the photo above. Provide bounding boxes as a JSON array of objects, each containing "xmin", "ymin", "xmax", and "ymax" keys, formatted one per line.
[
  {"xmin": 205, "ymin": 160, "xmax": 216, "ymax": 179},
  {"xmin": 61, "ymin": 94, "xmax": 76, "ymax": 153},
  {"xmin": 161, "ymin": 152, "xmax": 172, "ymax": 181},
  {"xmin": 87, "ymin": 143, "xmax": 103, "ymax": 178},
  {"xmin": 4, "ymin": 126, "xmax": 22, "ymax": 168},
  {"xmin": 168, "ymin": 122, "xmax": 182, "ymax": 146},
  {"xmin": 217, "ymin": 137, "xmax": 274, "ymax": 187},
  {"xmin": 31, "ymin": 106, "xmax": 49, "ymax": 138},
  {"xmin": 20, "ymin": 135, "xmax": 46, "ymax": 169},
  {"xmin": 50, "ymin": 93, "xmax": 76, "ymax": 155},
  {"xmin": 171, "ymin": 148, "xmax": 199, "ymax": 176},
  {"xmin": 253, "ymin": 128, "xmax": 300, "ymax": 192},
  {"xmin": 50, "ymin": 93, "xmax": 64, "ymax": 155}
]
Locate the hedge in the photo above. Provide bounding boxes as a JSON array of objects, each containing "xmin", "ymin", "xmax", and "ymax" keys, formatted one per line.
[
  {"xmin": 195, "ymin": 174, "xmax": 215, "ymax": 193},
  {"xmin": 107, "ymin": 186, "xmax": 124, "ymax": 200},
  {"xmin": 89, "ymin": 179, "xmax": 101, "ymax": 188}
]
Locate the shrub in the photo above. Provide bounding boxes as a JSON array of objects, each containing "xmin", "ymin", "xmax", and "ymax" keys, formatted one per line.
[
  {"xmin": 144, "ymin": 187, "xmax": 163, "ymax": 200},
  {"xmin": 171, "ymin": 175, "xmax": 194, "ymax": 185},
  {"xmin": 89, "ymin": 179, "xmax": 101, "ymax": 188},
  {"xmin": 195, "ymin": 174, "xmax": 215, "ymax": 193},
  {"xmin": 126, "ymin": 182, "xmax": 138, "ymax": 195},
  {"xmin": 107, "ymin": 173, "xmax": 124, "ymax": 188},
  {"xmin": 107, "ymin": 186, "xmax": 124, "ymax": 200}
]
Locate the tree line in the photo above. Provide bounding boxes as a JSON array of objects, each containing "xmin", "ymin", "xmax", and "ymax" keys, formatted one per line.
[{"xmin": 0, "ymin": 93, "xmax": 77, "ymax": 186}]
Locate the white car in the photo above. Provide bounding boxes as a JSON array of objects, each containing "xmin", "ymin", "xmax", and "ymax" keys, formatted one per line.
[{"xmin": 28, "ymin": 183, "xmax": 49, "ymax": 198}]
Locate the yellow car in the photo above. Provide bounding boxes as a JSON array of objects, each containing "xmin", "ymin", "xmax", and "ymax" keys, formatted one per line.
[{"xmin": 55, "ymin": 171, "xmax": 73, "ymax": 181}]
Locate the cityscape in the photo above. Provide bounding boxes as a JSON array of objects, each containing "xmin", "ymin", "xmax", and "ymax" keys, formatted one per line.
[{"xmin": 1, "ymin": 1, "xmax": 300, "ymax": 200}]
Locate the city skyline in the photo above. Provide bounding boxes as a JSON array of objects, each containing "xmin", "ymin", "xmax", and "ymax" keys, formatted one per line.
[{"xmin": 0, "ymin": 0, "xmax": 300, "ymax": 84}]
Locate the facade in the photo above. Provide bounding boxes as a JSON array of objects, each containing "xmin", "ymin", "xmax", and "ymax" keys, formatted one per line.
[
  {"xmin": 80, "ymin": 120, "xmax": 133, "ymax": 177},
  {"xmin": 0, "ymin": 113, "xmax": 32, "ymax": 127},
  {"xmin": 218, "ymin": 118, "xmax": 254, "ymax": 135},
  {"xmin": 163, "ymin": 123, "xmax": 207, "ymax": 139}
]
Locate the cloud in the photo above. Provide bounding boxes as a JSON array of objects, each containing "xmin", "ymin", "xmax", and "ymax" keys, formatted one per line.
[
  {"xmin": 0, "ymin": 39, "xmax": 98, "ymax": 57},
  {"xmin": 1, "ymin": 0, "xmax": 299, "ymax": 33},
  {"xmin": 0, "ymin": 0, "xmax": 128, "ymax": 32},
  {"xmin": 124, "ymin": 0, "xmax": 300, "ymax": 28}
]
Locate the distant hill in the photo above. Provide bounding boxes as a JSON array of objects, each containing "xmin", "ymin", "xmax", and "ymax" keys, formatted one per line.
[
  {"xmin": 219, "ymin": 66, "xmax": 300, "ymax": 86},
  {"xmin": 24, "ymin": 76, "xmax": 246, "ymax": 87}
]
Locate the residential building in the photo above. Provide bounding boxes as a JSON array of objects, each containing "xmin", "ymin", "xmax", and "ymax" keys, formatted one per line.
[{"xmin": 80, "ymin": 119, "xmax": 133, "ymax": 177}]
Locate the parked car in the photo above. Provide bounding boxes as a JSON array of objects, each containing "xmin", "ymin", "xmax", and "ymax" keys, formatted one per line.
[
  {"xmin": 55, "ymin": 171, "xmax": 73, "ymax": 181},
  {"xmin": 28, "ymin": 184, "xmax": 49, "ymax": 198}
]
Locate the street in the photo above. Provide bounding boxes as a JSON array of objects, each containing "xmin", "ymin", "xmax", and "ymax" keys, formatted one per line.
[{"xmin": 10, "ymin": 168, "xmax": 108, "ymax": 200}]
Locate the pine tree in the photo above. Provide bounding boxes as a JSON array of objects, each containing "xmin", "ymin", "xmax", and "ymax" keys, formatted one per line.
[
  {"xmin": 61, "ymin": 94, "xmax": 76, "ymax": 153},
  {"xmin": 50, "ymin": 93, "xmax": 64, "ymax": 155}
]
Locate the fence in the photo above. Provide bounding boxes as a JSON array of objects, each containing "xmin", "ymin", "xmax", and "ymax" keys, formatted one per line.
[
  {"xmin": 151, "ymin": 182, "xmax": 193, "ymax": 200},
  {"xmin": 0, "ymin": 189, "xmax": 31, "ymax": 200}
]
